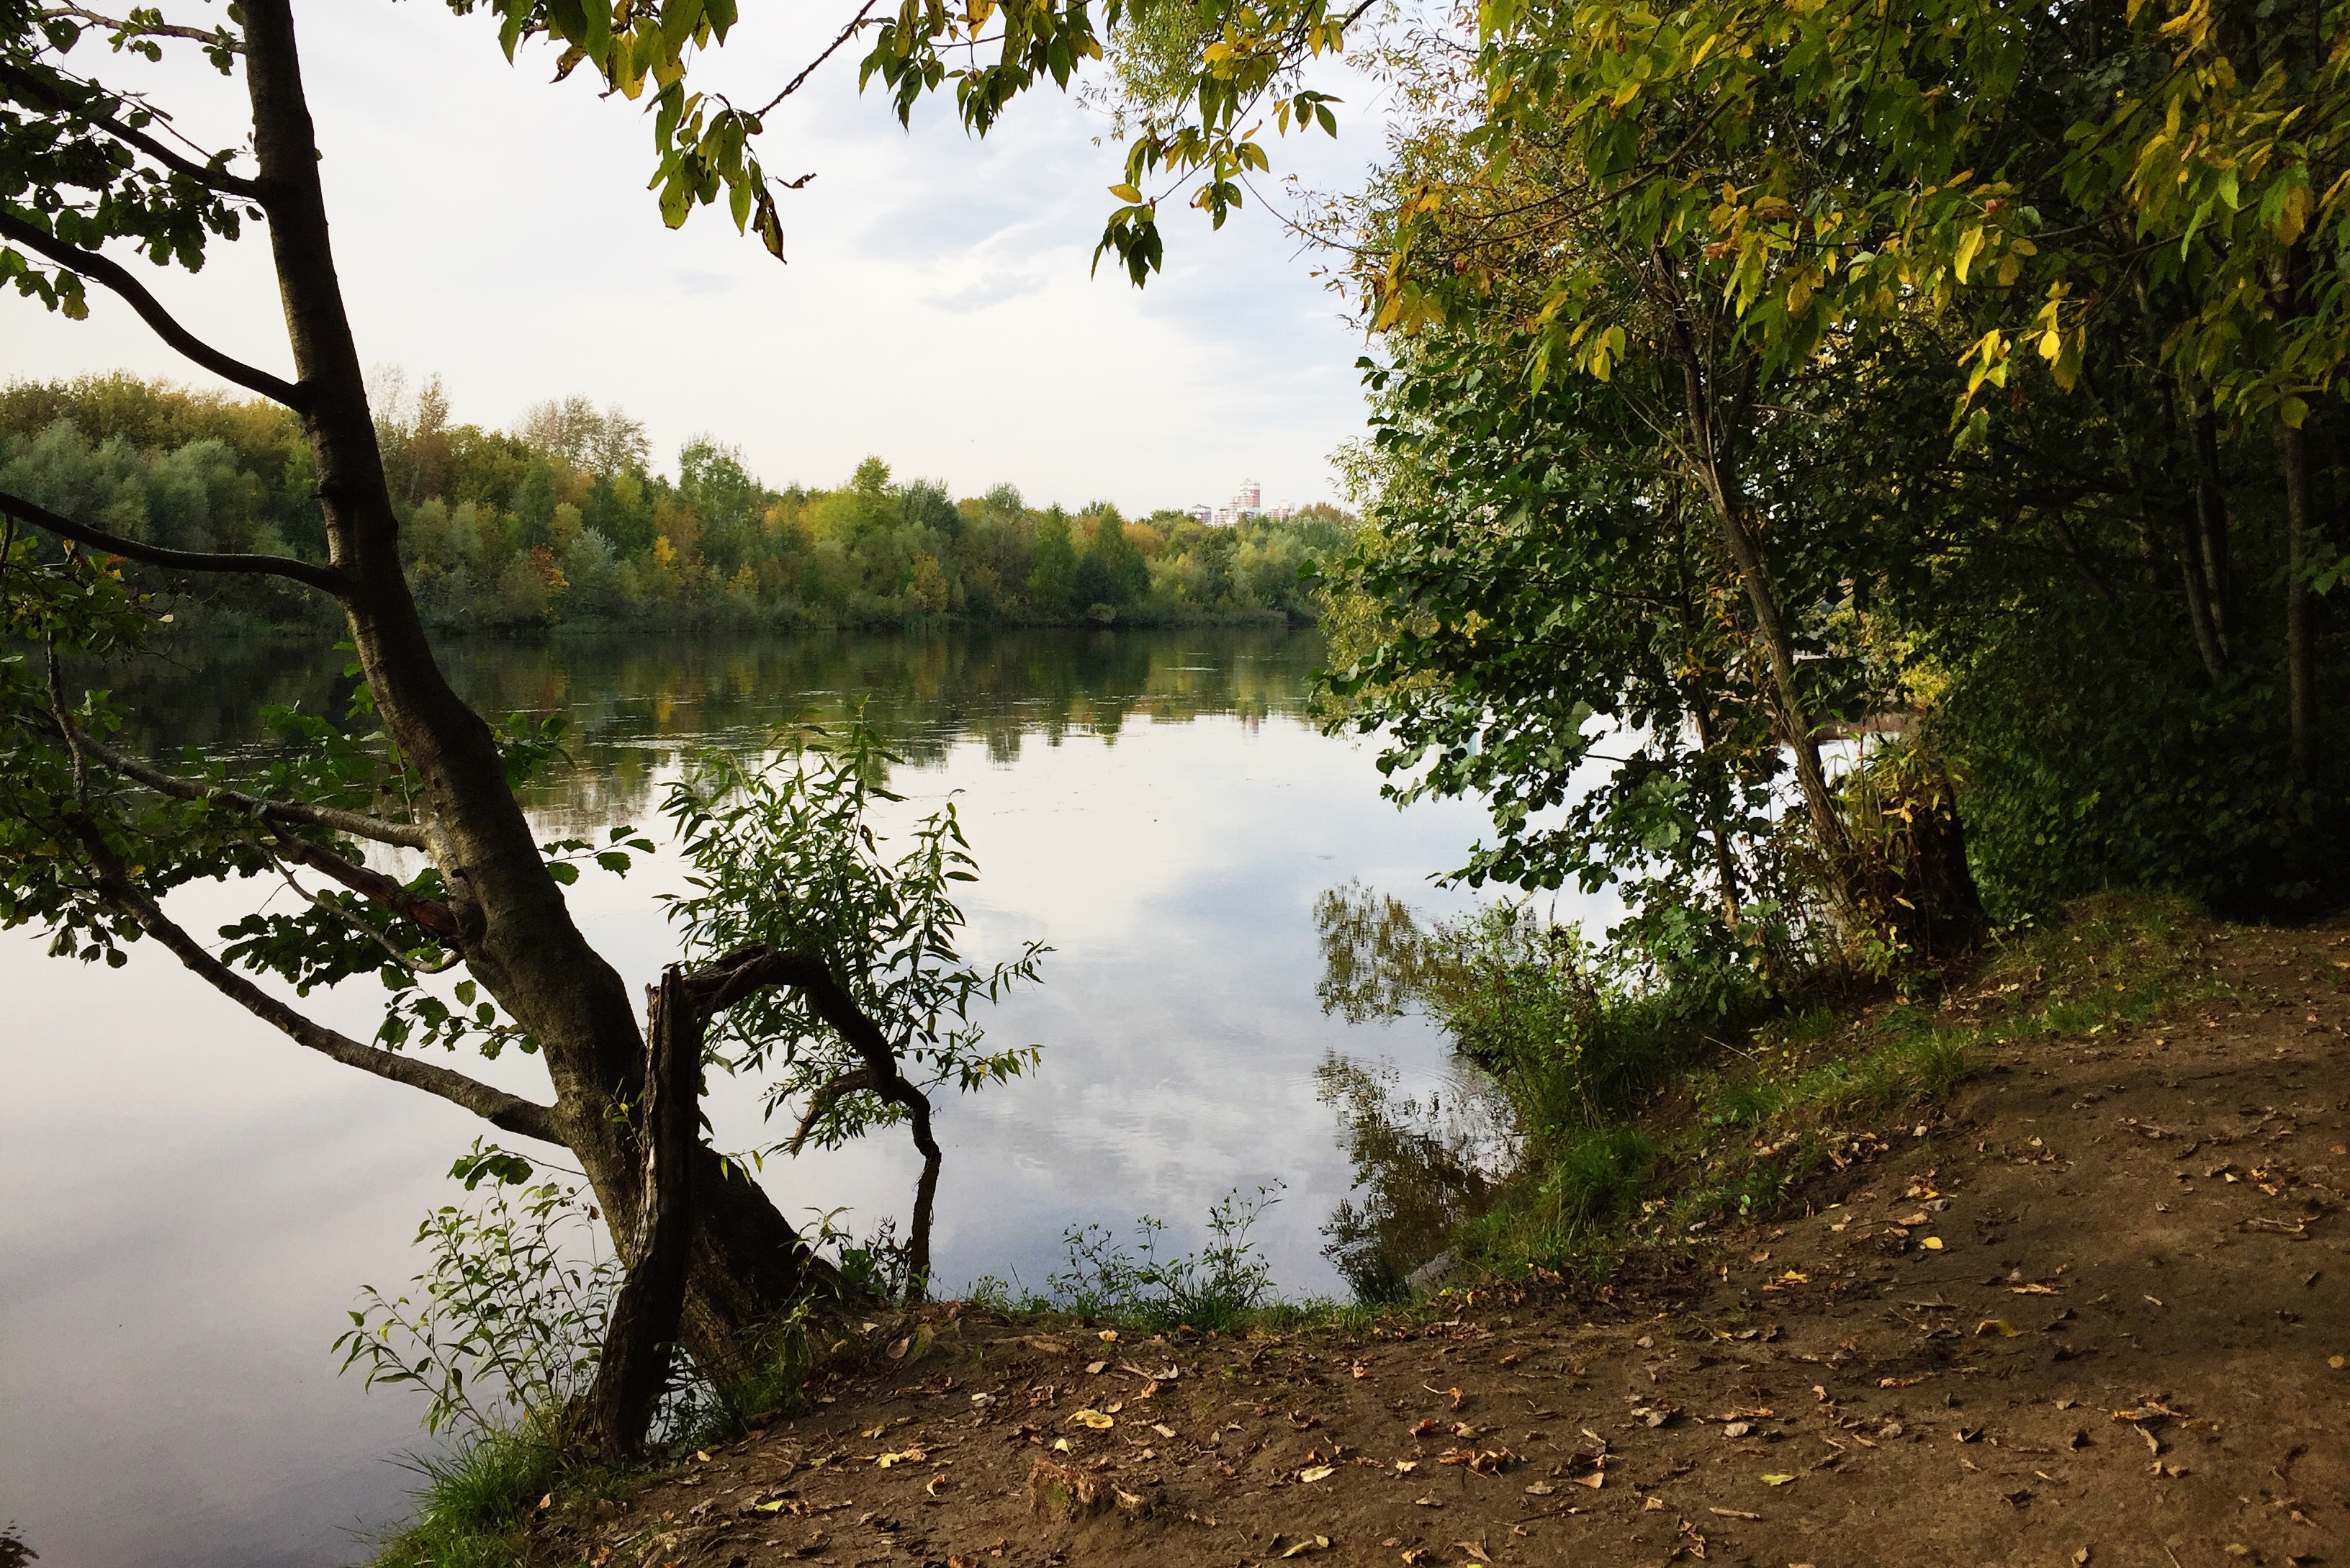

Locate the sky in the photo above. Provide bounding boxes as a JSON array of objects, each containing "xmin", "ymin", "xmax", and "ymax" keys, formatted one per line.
[{"xmin": 5, "ymin": 3, "xmax": 1395, "ymax": 515}]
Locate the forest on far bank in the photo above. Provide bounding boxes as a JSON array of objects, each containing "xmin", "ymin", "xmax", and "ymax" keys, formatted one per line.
[{"xmin": 0, "ymin": 374, "xmax": 1351, "ymax": 635}]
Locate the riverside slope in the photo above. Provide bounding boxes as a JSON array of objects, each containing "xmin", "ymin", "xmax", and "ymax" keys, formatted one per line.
[{"xmin": 539, "ymin": 916, "xmax": 2350, "ymax": 1568}]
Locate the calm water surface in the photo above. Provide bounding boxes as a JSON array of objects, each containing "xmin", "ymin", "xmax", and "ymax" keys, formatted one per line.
[{"xmin": 1, "ymin": 628, "xmax": 1564, "ymax": 1568}]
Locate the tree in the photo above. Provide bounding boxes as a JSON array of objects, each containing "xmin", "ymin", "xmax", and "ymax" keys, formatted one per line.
[
  {"xmin": 0, "ymin": 0, "xmax": 1351, "ymax": 1447},
  {"xmin": 1028, "ymin": 507, "xmax": 1076, "ymax": 612}
]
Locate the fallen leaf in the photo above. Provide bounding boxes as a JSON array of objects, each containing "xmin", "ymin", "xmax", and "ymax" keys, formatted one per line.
[
  {"xmin": 887, "ymin": 1337, "xmax": 911, "ymax": 1361},
  {"xmin": 1410, "ymin": 1418, "xmax": 1441, "ymax": 1437},
  {"xmin": 1395, "ymin": 1459, "xmax": 1418, "ymax": 1474},
  {"xmin": 1899, "ymin": 1212, "xmax": 1928, "ymax": 1226},
  {"xmin": 1454, "ymin": 1543, "xmax": 1495, "ymax": 1564},
  {"xmin": 1644, "ymin": 1496, "xmax": 1667, "ymax": 1513},
  {"xmin": 1413, "ymin": 1495, "xmax": 1442, "ymax": 1508},
  {"xmin": 1051, "ymin": 1438, "xmax": 1071, "ymax": 1452},
  {"xmin": 1708, "ymin": 1508, "xmax": 1762, "ymax": 1520},
  {"xmin": 1761, "ymin": 1474, "xmax": 1796, "ymax": 1486},
  {"xmin": 1976, "ymin": 1319, "xmax": 2022, "ymax": 1338},
  {"xmin": 1574, "ymin": 1470, "xmax": 1605, "ymax": 1490},
  {"xmin": 1098, "ymin": 1329, "xmax": 1120, "ymax": 1342},
  {"xmin": 1277, "ymin": 1534, "xmax": 1331, "ymax": 1559},
  {"xmin": 1068, "ymin": 1409, "xmax": 1115, "ymax": 1430},
  {"xmin": 2072, "ymin": 1550, "xmax": 2090, "ymax": 1566},
  {"xmin": 1300, "ymin": 1466, "xmax": 1336, "ymax": 1484},
  {"xmin": 1153, "ymin": 1423, "xmax": 1176, "ymax": 1439},
  {"xmin": 926, "ymin": 1474, "xmax": 948, "ymax": 1497},
  {"xmin": 2330, "ymin": 1355, "xmax": 2346, "ymax": 1370},
  {"xmin": 1921, "ymin": 1237, "xmax": 1945, "ymax": 1251},
  {"xmin": 1723, "ymin": 1421, "xmax": 1753, "ymax": 1438},
  {"xmin": 2011, "ymin": 1283, "xmax": 2059, "ymax": 1295},
  {"xmin": 1085, "ymin": 1359, "xmax": 1108, "ymax": 1375},
  {"xmin": 1523, "ymin": 1481, "xmax": 1554, "ymax": 1496}
]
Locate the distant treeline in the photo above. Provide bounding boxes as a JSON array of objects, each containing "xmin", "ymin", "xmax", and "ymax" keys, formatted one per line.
[{"xmin": 0, "ymin": 374, "xmax": 1353, "ymax": 634}]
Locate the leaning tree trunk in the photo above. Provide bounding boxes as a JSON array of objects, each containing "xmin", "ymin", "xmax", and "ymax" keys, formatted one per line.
[
  {"xmin": 577, "ymin": 969, "xmax": 700, "ymax": 1459},
  {"xmin": 238, "ymin": 0, "xmax": 816, "ymax": 1377}
]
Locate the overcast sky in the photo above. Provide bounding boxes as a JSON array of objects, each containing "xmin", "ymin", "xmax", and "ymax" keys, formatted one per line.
[{"xmin": 6, "ymin": 2, "xmax": 1392, "ymax": 515}]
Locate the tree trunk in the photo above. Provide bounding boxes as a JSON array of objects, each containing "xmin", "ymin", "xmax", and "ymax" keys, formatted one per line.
[
  {"xmin": 577, "ymin": 969, "xmax": 700, "ymax": 1459},
  {"xmin": 1648, "ymin": 261, "xmax": 1847, "ymax": 876},
  {"xmin": 2186, "ymin": 379, "xmax": 2234, "ymax": 657},
  {"xmin": 238, "ymin": 0, "xmax": 815, "ymax": 1374},
  {"xmin": 2282, "ymin": 420, "xmax": 2318, "ymax": 780}
]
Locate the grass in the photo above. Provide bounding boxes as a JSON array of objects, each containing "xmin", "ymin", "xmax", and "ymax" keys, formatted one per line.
[
  {"xmin": 1448, "ymin": 892, "xmax": 2216, "ymax": 1282},
  {"xmin": 370, "ymin": 1424, "xmax": 571, "ymax": 1568}
]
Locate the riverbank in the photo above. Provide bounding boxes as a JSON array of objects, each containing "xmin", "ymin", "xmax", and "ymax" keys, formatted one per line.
[{"xmin": 432, "ymin": 898, "xmax": 2349, "ymax": 1567}]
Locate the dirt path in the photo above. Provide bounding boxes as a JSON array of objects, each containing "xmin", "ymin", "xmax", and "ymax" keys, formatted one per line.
[{"xmin": 552, "ymin": 919, "xmax": 2350, "ymax": 1568}]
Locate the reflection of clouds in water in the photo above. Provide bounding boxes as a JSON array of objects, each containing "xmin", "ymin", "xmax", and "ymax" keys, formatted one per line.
[{"xmin": 4, "ymin": 628, "xmax": 1626, "ymax": 1568}]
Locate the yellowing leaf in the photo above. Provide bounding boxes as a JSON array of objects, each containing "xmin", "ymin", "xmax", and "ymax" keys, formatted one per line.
[
  {"xmin": 1069, "ymin": 1409, "xmax": 1115, "ymax": 1429},
  {"xmin": 1976, "ymin": 1319, "xmax": 2022, "ymax": 1338},
  {"xmin": 1298, "ymin": 1464, "xmax": 1336, "ymax": 1483},
  {"xmin": 1760, "ymin": 1473, "xmax": 1797, "ymax": 1486},
  {"xmin": 1921, "ymin": 1236, "xmax": 1945, "ymax": 1250},
  {"xmin": 1953, "ymin": 225, "xmax": 1985, "ymax": 284},
  {"xmin": 1277, "ymin": 1536, "xmax": 1331, "ymax": 1559}
]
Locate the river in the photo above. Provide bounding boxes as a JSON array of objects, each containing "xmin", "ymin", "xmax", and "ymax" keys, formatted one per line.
[{"xmin": 0, "ymin": 626, "xmax": 1554, "ymax": 1568}]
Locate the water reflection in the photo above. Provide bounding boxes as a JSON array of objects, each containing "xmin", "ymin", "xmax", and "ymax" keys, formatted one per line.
[
  {"xmin": 104, "ymin": 626, "xmax": 1318, "ymax": 828},
  {"xmin": 6, "ymin": 625, "xmax": 1547, "ymax": 1568},
  {"xmin": 1315, "ymin": 1055, "xmax": 1514, "ymax": 1302}
]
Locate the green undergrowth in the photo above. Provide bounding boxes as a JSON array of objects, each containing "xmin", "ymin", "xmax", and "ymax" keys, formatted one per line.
[
  {"xmin": 368, "ymin": 1419, "xmax": 614, "ymax": 1568},
  {"xmin": 1450, "ymin": 892, "xmax": 2216, "ymax": 1282}
]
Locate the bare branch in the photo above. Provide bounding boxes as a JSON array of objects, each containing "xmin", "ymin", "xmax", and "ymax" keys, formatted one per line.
[
  {"xmin": 0, "ymin": 487, "xmax": 346, "ymax": 595},
  {"xmin": 87, "ymin": 847, "xmax": 562, "ymax": 1145},
  {"xmin": 0, "ymin": 62, "xmax": 263, "ymax": 198},
  {"xmin": 0, "ymin": 213, "xmax": 305, "ymax": 408},
  {"xmin": 67, "ymin": 726, "xmax": 428, "ymax": 848},
  {"xmin": 755, "ymin": 0, "xmax": 882, "ymax": 117}
]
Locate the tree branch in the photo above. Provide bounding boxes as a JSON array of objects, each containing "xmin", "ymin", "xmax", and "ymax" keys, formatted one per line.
[
  {"xmin": 0, "ymin": 62, "xmax": 263, "ymax": 199},
  {"xmin": 0, "ymin": 487, "xmax": 347, "ymax": 595},
  {"xmin": 755, "ymin": 0, "xmax": 882, "ymax": 116},
  {"xmin": 39, "ymin": 5, "xmax": 242, "ymax": 50},
  {"xmin": 86, "ymin": 844, "xmax": 561, "ymax": 1145},
  {"xmin": 68, "ymin": 726, "xmax": 426, "ymax": 847},
  {"xmin": 245, "ymin": 833, "xmax": 461, "ymax": 972},
  {"xmin": 266, "ymin": 832, "xmax": 461, "ymax": 937},
  {"xmin": 685, "ymin": 945, "xmax": 941, "ymax": 1296},
  {"xmin": 0, "ymin": 212, "xmax": 305, "ymax": 408}
]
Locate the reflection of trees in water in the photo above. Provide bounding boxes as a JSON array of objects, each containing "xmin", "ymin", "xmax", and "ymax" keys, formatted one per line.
[
  {"xmin": 94, "ymin": 626, "xmax": 1321, "ymax": 829},
  {"xmin": 1315, "ymin": 1055, "xmax": 1516, "ymax": 1304}
]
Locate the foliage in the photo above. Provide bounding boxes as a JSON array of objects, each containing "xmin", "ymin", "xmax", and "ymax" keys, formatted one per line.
[
  {"xmin": 333, "ymin": 1145, "xmax": 674, "ymax": 1442},
  {"xmin": 1315, "ymin": 884, "xmax": 1761, "ymax": 1130},
  {"xmin": 0, "ymin": 377, "xmax": 1355, "ymax": 633},
  {"xmin": 1416, "ymin": 894, "xmax": 2215, "ymax": 1281},
  {"xmin": 1033, "ymin": 1182, "xmax": 1284, "ymax": 1331},
  {"xmin": 1325, "ymin": 0, "xmax": 2350, "ymax": 955},
  {"xmin": 661, "ymin": 721, "xmax": 1050, "ymax": 1145}
]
